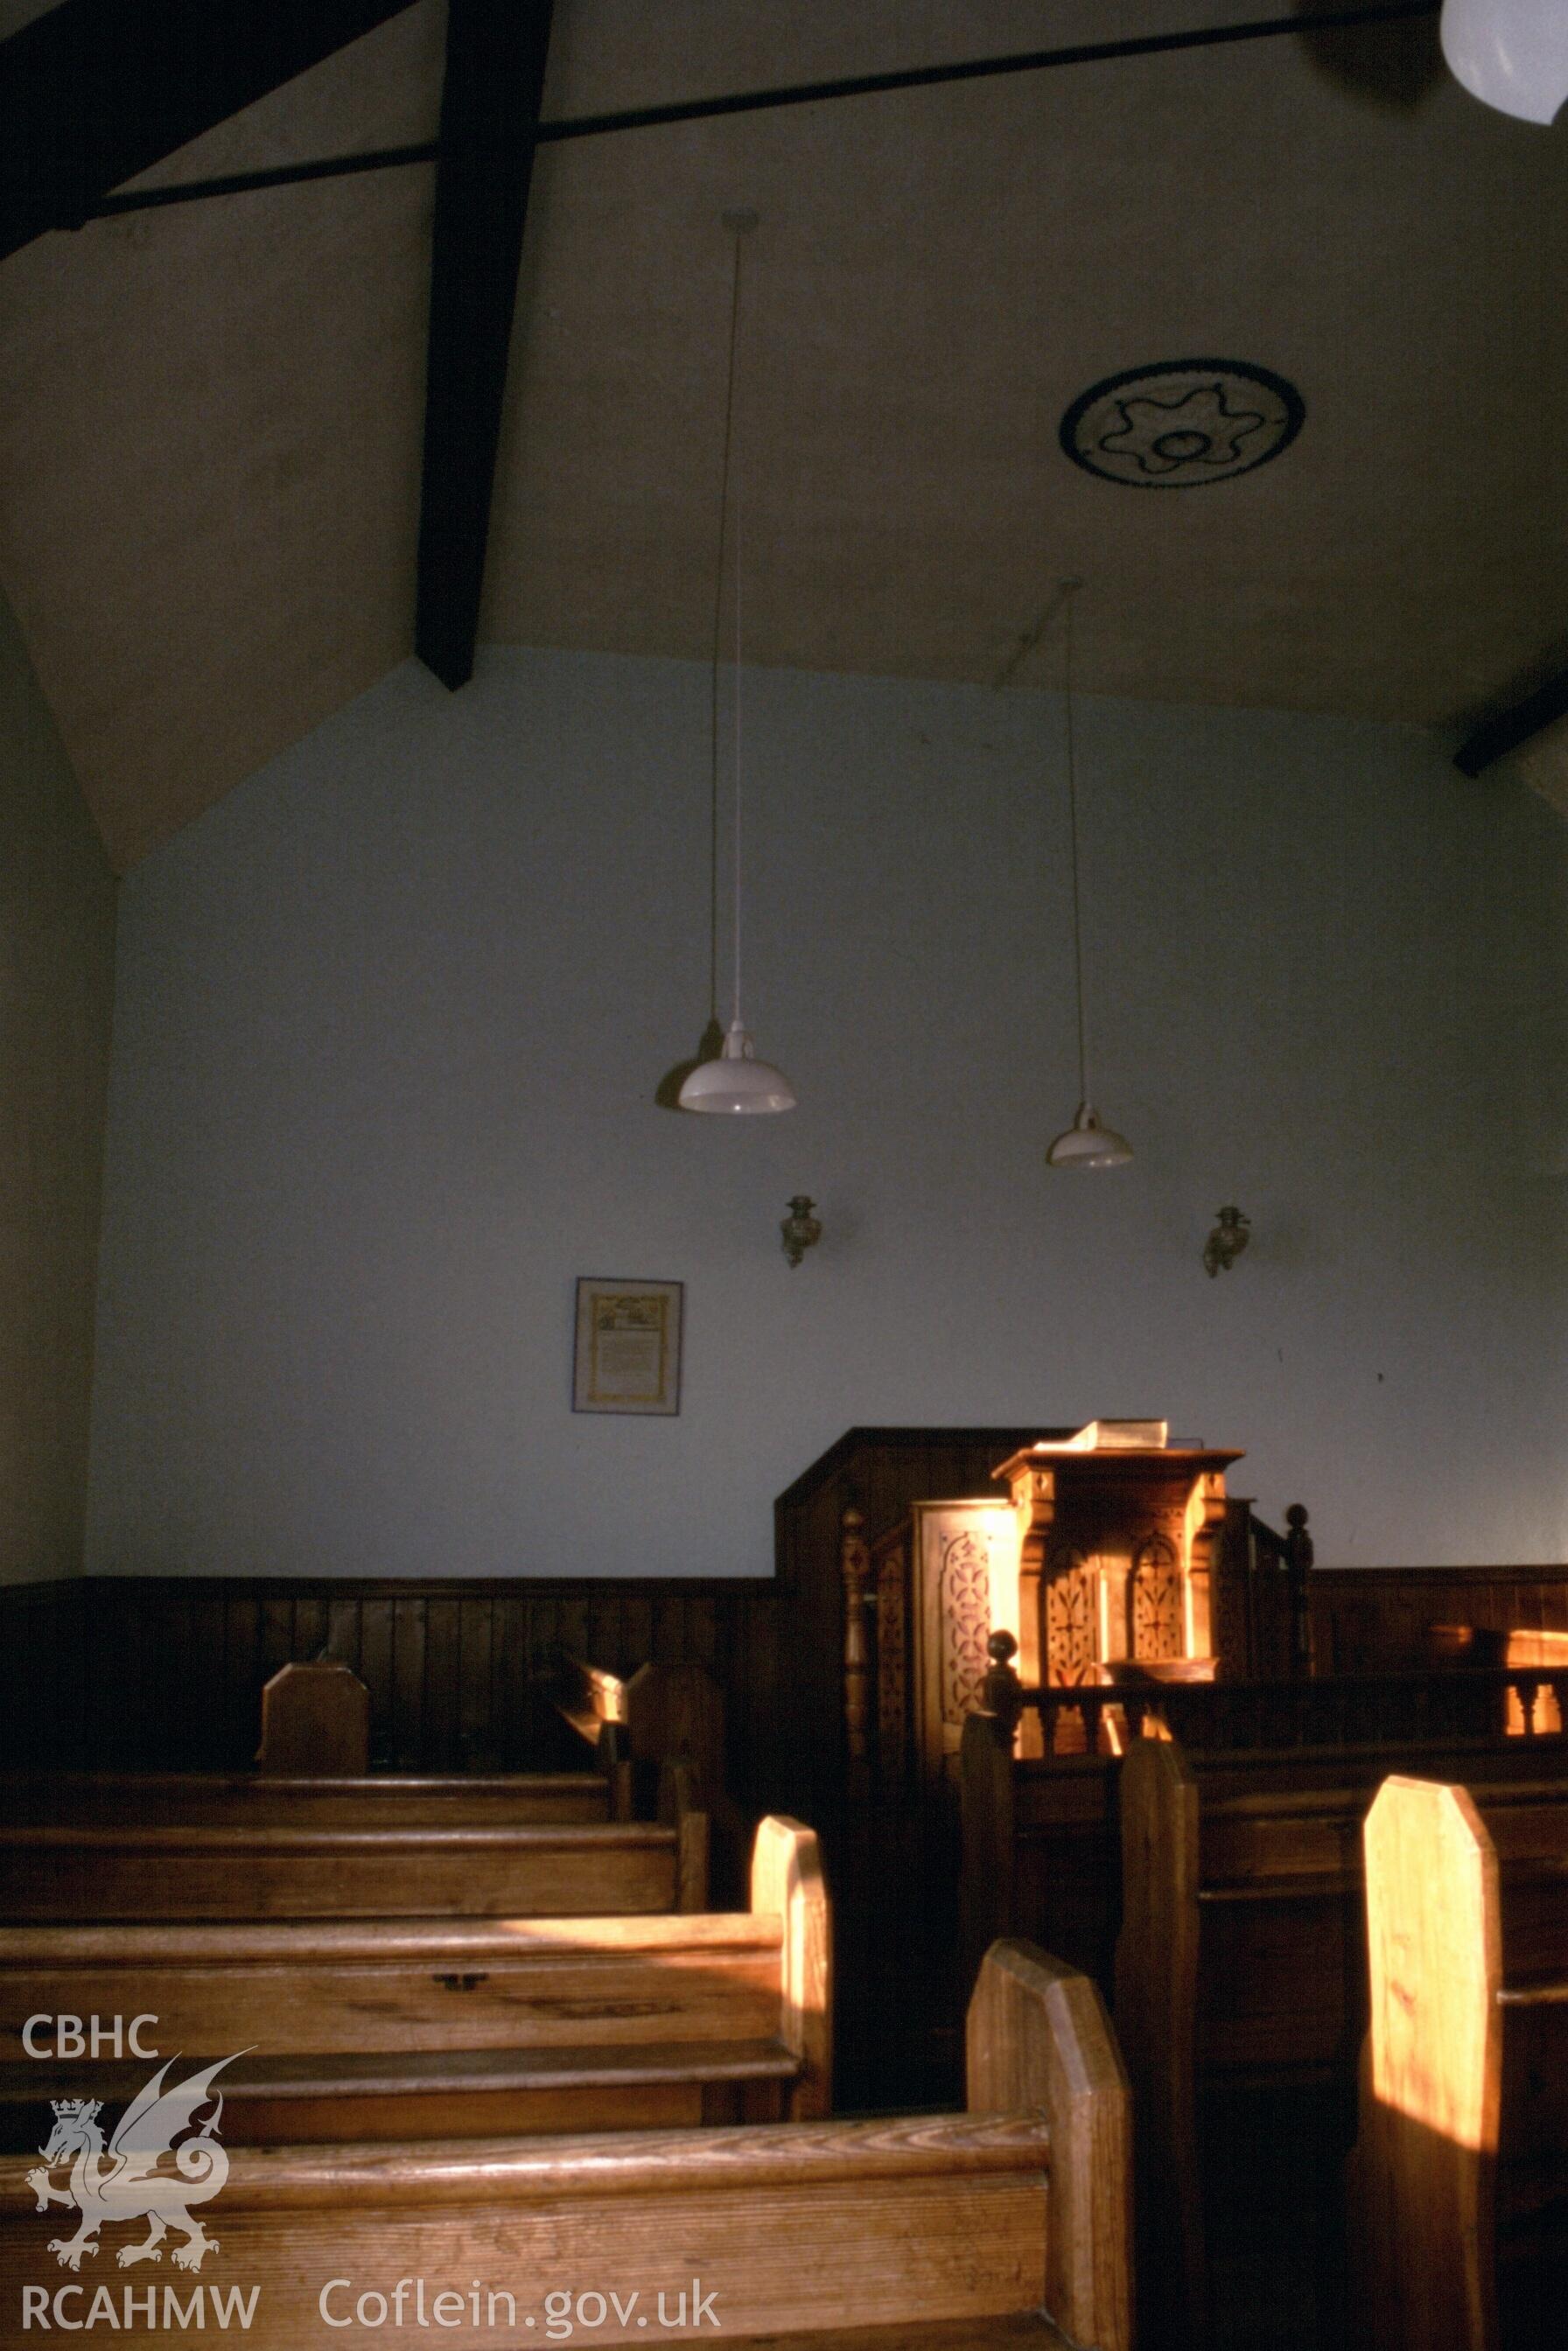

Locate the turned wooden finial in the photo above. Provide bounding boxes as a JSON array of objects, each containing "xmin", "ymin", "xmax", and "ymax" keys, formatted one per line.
[{"xmin": 983, "ymin": 1628, "xmax": 1023, "ymax": 1729}]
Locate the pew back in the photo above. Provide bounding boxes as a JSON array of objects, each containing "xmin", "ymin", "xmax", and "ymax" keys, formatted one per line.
[
  {"xmin": 0, "ymin": 1820, "xmax": 697, "ymax": 1922},
  {"xmin": 0, "ymin": 1914, "xmax": 784, "ymax": 2058},
  {"xmin": 0, "ymin": 1767, "xmax": 706, "ymax": 1921},
  {"xmin": 254, "ymin": 1659, "xmax": 370, "ymax": 1774},
  {"xmin": 1359, "ymin": 1774, "xmax": 1568, "ymax": 2351},
  {"xmin": 0, "ymin": 1770, "xmax": 615, "ymax": 1829}
]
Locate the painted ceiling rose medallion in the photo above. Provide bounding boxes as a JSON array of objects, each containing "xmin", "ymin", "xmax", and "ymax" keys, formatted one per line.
[{"xmin": 1060, "ymin": 360, "xmax": 1305, "ymax": 488}]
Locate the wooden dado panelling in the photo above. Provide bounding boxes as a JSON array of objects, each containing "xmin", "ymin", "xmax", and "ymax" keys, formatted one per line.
[
  {"xmin": 0, "ymin": 1427, "xmax": 1048, "ymax": 1823},
  {"xmin": 0, "ymin": 1575, "xmax": 779, "ymax": 1802},
  {"xmin": 0, "ymin": 1578, "xmax": 91, "ymax": 1771},
  {"xmin": 1310, "ymin": 1565, "xmax": 1568, "ymax": 1675}
]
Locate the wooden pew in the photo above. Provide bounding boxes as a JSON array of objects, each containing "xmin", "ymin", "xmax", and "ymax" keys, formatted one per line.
[
  {"xmin": 1356, "ymin": 1773, "xmax": 1568, "ymax": 2351},
  {"xmin": 0, "ymin": 1940, "xmax": 1131, "ymax": 2351},
  {"xmin": 960, "ymin": 1654, "xmax": 1568, "ymax": 2009},
  {"xmin": 961, "ymin": 1703, "xmax": 1121, "ymax": 2000},
  {"xmin": 1425, "ymin": 1627, "xmax": 1568, "ymax": 1733},
  {"xmin": 0, "ymin": 1763, "xmax": 706, "ymax": 1921},
  {"xmin": 555, "ymin": 1655, "xmax": 636, "ymax": 1816},
  {"xmin": 1503, "ymin": 1628, "xmax": 1568, "ymax": 1732},
  {"xmin": 1113, "ymin": 1732, "xmax": 1568, "ymax": 2349},
  {"xmin": 559, "ymin": 1651, "xmax": 727, "ymax": 1805},
  {"xmin": 556, "ymin": 1656, "xmax": 722, "ymax": 1791},
  {"xmin": 254, "ymin": 1658, "xmax": 371, "ymax": 1774},
  {"xmin": 255, "ymin": 1652, "xmax": 638, "ymax": 1789},
  {"xmin": 0, "ymin": 1816, "xmax": 823, "ymax": 2151},
  {"xmin": 559, "ymin": 1652, "xmax": 743, "ymax": 1900}
]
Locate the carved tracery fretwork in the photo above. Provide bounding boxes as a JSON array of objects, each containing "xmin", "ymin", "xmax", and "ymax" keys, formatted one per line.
[
  {"xmin": 1045, "ymin": 1549, "xmax": 1097, "ymax": 1686},
  {"xmin": 1130, "ymin": 1533, "xmax": 1184, "ymax": 1661},
  {"xmin": 939, "ymin": 1530, "xmax": 992, "ymax": 1723}
]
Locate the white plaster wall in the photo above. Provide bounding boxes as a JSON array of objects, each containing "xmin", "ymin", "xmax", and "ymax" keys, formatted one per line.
[{"xmin": 86, "ymin": 647, "xmax": 1568, "ymax": 1576}]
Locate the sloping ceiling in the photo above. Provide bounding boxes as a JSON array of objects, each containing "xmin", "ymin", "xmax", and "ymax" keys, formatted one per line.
[{"xmin": 2, "ymin": 0, "xmax": 1566, "ymax": 866}]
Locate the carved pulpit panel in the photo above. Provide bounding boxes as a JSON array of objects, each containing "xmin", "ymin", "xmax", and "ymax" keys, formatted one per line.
[
  {"xmin": 911, "ymin": 1501, "xmax": 1016, "ymax": 1789},
  {"xmin": 1046, "ymin": 1549, "xmax": 1099, "ymax": 1684},
  {"xmin": 940, "ymin": 1530, "xmax": 992, "ymax": 1719},
  {"xmin": 1130, "ymin": 1534, "xmax": 1184, "ymax": 1661}
]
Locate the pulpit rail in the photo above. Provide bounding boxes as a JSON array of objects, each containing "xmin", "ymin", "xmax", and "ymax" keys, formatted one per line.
[{"xmin": 984, "ymin": 1662, "xmax": 1568, "ymax": 1762}]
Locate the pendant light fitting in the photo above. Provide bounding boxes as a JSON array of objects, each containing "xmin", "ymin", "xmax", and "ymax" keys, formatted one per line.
[
  {"xmin": 679, "ymin": 210, "xmax": 796, "ymax": 1116},
  {"xmin": 1440, "ymin": 0, "xmax": 1568, "ymax": 123},
  {"xmin": 1046, "ymin": 581, "xmax": 1132, "ymax": 1171}
]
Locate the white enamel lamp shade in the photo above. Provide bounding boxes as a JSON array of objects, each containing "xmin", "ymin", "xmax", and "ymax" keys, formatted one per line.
[
  {"xmin": 1441, "ymin": 0, "xmax": 1568, "ymax": 121},
  {"xmin": 677, "ymin": 1019, "xmax": 796, "ymax": 1114},
  {"xmin": 1046, "ymin": 1101, "xmax": 1134, "ymax": 1170}
]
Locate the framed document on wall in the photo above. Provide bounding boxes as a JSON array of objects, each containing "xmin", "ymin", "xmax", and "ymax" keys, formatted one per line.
[{"xmin": 572, "ymin": 1277, "xmax": 683, "ymax": 1416}]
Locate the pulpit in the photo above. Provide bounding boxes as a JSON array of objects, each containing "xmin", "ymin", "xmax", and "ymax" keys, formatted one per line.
[
  {"xmin": 993, "ymin": 1424, "xmax": 1242, "ymax": 1690},
  {"xmin": 858, "ymin": 1424, "xmax": 1243, "ymax": 1799},
  {"xmin": 779, "ymin": 1421, "xmax": 1276, "ymax": 2107}
]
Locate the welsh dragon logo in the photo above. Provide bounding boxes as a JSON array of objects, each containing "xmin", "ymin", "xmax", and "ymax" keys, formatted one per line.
[{"xmin": 25, "ymin": 2054, "xmax": 242, "ymax": 2273}]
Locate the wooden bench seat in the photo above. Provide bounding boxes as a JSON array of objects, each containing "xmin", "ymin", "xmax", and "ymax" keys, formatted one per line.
[
  {"xmin": 0, "ymin": 1816, "xmax": 828, "ymax": 2146},
  {"xmin": 1356, "ymin": 1773, "xmax": 1568, "ymax": 2351},
  {"xmin": 0, "ymin": 1941, "xmax": 1130, "ymax": 2351}
]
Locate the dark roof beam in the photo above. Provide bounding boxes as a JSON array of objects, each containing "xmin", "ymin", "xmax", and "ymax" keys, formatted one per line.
[
  {"xmin": 414, "ymin": 0, "xmax": 555, "ymax": 693},
  {"xmin": 0, "ymin": 0, "xmax": 422, "ymax": 262},
  {"xmin": 78, "ymin": 2, "xmax": 1444, "ymax": 225},
  {"xmin": 1455, "ymin": 674, "xmax": 1568, "ymax": 779}
]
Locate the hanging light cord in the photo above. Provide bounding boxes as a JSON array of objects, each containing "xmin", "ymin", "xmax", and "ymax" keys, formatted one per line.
[
  {"xmin": 709, "ymin": 226, "xmax": 746, "ymax": 1026},
  {"xmin": 732, "ymin": 419, "xmax": 746, "ymax": 1031},
  {"xmin": 1061, "ymin": 581, "xmax": 1089, "ymax": 1102}
]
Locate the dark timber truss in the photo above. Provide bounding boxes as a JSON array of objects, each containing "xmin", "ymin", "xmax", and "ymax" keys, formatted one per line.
[{"xmin": 2, "ymin": 3, "xmax": 1460, "ymax": 704}]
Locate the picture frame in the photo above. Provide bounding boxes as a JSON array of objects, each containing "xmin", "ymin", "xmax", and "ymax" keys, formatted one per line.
[{"xmin": 572, "ymin": 1277, "xmax": 683, "ymax": 1416}]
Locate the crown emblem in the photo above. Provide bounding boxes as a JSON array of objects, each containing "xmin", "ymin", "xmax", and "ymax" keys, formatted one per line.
[{"xmin": 50, "ymin": 2099, "xmax": 101, "ymax": 2124}]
